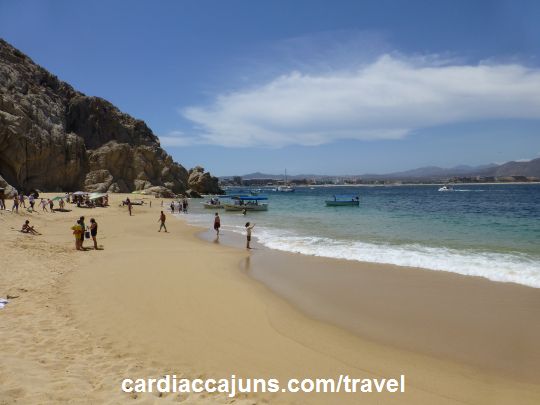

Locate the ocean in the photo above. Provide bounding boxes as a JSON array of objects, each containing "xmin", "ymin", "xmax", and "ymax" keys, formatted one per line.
[{"xmin": 182, "ymin": 184, "xmax": 540, "ymax": 288}]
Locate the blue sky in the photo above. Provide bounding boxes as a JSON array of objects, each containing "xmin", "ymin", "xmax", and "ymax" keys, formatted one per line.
[{"xmin": 1, "ymin": 0, "xmax": 540, "ymax": 176}]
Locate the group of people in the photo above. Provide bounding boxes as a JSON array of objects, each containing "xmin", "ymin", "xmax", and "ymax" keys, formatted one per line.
[
  {"xmin": 169, "ymin": 199, "xmax": 189, "ymax": 214},
  {"xmin": 71, "ymin": 216, "xmax": 99, "ymax": 250}
]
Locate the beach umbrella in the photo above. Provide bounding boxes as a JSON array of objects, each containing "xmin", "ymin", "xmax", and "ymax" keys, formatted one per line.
[{"xmin": 73, "ymin": 191, "xmax": 86, "ymax": 195}]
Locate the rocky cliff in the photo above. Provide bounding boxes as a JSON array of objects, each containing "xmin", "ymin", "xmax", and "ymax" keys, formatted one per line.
[{"xmin": 0, "ymin": 39, "xmax": 221, "ymax": 196}]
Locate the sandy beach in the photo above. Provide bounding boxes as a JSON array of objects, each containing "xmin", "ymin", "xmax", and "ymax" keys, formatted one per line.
[{"xmin": 2, "ymin": 193, "xmax": 540, "ymax": 404}]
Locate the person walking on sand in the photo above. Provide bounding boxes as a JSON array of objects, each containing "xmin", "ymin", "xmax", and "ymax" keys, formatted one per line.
[
  {"xmin": 71, "ymin": 219, "xmax": 83, "ymax": 250},
  {"xmin": 89, "ymin": 218, "xmax": 98, "ymax": 250},
  {"xmin": 48, "ymin": 198, "xmax": 54, "ymax": 213},
  {"xmin": 126, "ymin": 198, "xmax": 132, "ymax": 216},
  {"xmin": 19, "ymin": 193, "xmax": 26, "ymax": 208},
  {"xmin": 245, "ymin": 222, "xmax": 255, "ymax": 249},
  {"xmin": 214, "ymin": 212, "xmax": 221, "ymax": 236},
  {"xmin": 12, "ymin": 196, "xmax": 19, "ymax": 213},
  {"xmin": 158, "ymin": 211, "xmax": 168, "ymax": 232},
  {"xmin": 40, "ymin": 198, "xmax": 48, "ymax": 212},
  {"xmin": 28, "ymin": 194, "xmax": 35, "ymax": 211}
]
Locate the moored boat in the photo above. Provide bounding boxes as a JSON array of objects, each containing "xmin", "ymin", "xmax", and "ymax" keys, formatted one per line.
[
  {"xmin": 224, "ymin": 196, "xmax": 269, "ymax": 211},
  {"xmin": 325, "ymin": 195, "xmax": 360, "ymax": 207}
]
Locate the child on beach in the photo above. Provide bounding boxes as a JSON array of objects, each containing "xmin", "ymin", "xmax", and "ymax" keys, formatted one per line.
[
  {"xmin": 21, "ymin": 220, "xmax": 39, "ymax": 234},
  {"xmin": 214, "ymin": 213, "xmax": 221, "ymax": 236},
  {"xmin": 158, "ymin": 211, "xmax": 168, "ymax": 232},
  {"xmin": 245, "ymin": 222, "xmax": 255, "ymax": 249},
  {"xmin": 12, "ymin": 196, "xmax": 19, "ymax": 213}
]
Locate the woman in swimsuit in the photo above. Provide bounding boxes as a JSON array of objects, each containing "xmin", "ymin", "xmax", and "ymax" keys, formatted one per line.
[{"xmin": 90, "ymin": 218, "xmax": 98, "ymax": 250}]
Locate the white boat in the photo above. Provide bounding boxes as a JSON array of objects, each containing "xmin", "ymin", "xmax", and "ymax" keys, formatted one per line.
[
  {"xmin": 438, "ymin": 185, "xmax": 454, "ymax": 192},
  {"xmin": 223, "ymin": 196, "xmax": 269, "ymax": 211},
  {"xmin": 202, "ymin": 195, "xmax": 233, "ymax": 209},
  {"xmin": 276, "ymin": 169, "xmax": 295, "ymax": 192},
  {"xmin": 277, "ymin": 185, "xmax": 295, "ymax": 192}
]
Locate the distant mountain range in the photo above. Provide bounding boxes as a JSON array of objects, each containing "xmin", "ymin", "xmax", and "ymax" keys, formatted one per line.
[{"xmin": 223, "ymin": 158, "xmax": 540, "ymax": 181}]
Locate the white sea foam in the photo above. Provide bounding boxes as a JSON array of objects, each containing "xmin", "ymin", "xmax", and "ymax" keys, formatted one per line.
[{"xmin": 181, "ymin": 212, "xmax": 540, "ymax": 289}]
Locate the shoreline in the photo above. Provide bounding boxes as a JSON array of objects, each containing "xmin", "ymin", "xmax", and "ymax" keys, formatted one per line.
[
  {"xmin": 195, "ymin": 223, "xmax": 540, "ymax": 382},
  {"xmin": 2, "ymin": 193, "xmax": 540, "ymax": 404}
]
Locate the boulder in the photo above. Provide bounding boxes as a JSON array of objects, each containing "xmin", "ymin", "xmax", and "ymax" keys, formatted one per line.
[
  {"xmin": 185, "ymin": 189, "xmax": 202, "ymax": 198},
  {"xmin": 0, "ymin": 175, "xmax": 17, "ymax": 197},
  {"xmin": 187, "ymin": 166, "xmax": 223, "ymax": 195}
]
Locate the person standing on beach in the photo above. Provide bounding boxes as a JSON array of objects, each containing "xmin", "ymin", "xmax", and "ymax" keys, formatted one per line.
[
  {"xmin": 245, "ymin": 222, "xmax": 255, "ymax": 249},
  {"xmin": 214, "ymin": 213, "xmax": 221, "ymax": 236},
  {"xmin": 19, "ymin": 193, "xmax": 26, "ymax": 208},
  {"xmin": 12, "ymin": 196, "xmax": 19, "ymax": 213},
  {"xmin": 71, "ymin": 219, "xmax": 83, "ymax": 250},
  {"xmin": 126, "ymin": 198, "xmax": 132, "ymax": 216},
  {"xmin": 170, "ymin": 201, "xmax": 175, "ymax": 214},
  {"xmin": 79, "ymin": 216, "xmax": 86, "ymax": 249},
  {"xmin": 89, "ymin": 218, "xmax": 98, "ymax": 250},
  {"xmin": 48, "ymin": 199, "xmax": 54, "ymax": 213},
  {"xmin": 28, "ymin": 194, "xmax": 35, "ymax": 211},
  {"xmin": 158, "ymin": 211, "xmax": 168, "ymax": 232}
]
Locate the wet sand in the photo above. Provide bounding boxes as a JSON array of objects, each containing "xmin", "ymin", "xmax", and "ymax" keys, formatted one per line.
[{"xmin": 202, "ymin": 228, "xmax": 540, "ymax": 381}]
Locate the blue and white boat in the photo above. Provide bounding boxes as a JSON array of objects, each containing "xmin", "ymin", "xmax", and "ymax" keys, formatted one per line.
[
  {"xmin": 325, "ymin": 195, "xmax": 360, "ymax": 207},
  {"xmin": 224, "ymin": 196, "xmax": 269, "ymax": 211}
]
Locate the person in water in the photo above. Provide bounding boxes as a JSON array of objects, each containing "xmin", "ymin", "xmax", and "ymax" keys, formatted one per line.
[
  {"xmin": 89, "ymin": 218, "xmax": 98, "ymax": 250},
  {"xmin": 245, "ymin": 222, "xmax": 255, "ymax": 249},
  {"xmin": 214, "ymin": 212, "xmax": 221, "ymax": 236},
  {"xmin": 158, "ymin": 211, "xmax": 168, "ymax": 232}
]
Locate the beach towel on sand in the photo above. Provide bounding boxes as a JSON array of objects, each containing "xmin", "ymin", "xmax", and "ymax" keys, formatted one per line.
[{"xmin": 0, "ymin": 298, "xmax": 8, "ymax": 309}]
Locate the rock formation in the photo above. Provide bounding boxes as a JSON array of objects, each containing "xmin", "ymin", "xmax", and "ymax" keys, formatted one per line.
[
  {"xmin": 0, "ymin": 39, "xmax": 221, "ymax": 195},
  {"xmin": 187, "ymin": 166, "xmax": 221, "ymax": 195}
]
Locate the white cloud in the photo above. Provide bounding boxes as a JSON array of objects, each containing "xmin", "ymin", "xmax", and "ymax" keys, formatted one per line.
[
  {"xmin": 181, "ymin": 55, "xmax": 540, "ymax": 148},
  {"xmin": 158, "ymin": 131, "xmax": 201, "ymax": 147}
]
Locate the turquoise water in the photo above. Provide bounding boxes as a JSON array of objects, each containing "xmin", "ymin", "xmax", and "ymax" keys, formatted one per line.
[{"xmin": 185, "ymin": 184, "xmax": 540, "ymax": 288}]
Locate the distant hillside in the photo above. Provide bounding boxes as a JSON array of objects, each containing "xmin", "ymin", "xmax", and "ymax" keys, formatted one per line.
[
  {"xmin": 479, "ymin": 158, "xmax": 540, "ymax": 177},
  {"xmin": 224, "ymin": 159, "xmax": 540, "ymax": 181}
]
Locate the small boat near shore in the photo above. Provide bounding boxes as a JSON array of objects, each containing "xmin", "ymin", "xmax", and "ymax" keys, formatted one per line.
[
  {"xmin": 325, "ymin": 195, "xmax": 360, "ymax": 207},
  {"xmin": 224, "ymin": 196, "xmax": 269, "ymax": 211},
  {"xmin": 202, "ymin": 195, "xmax": 238, "ymax": 209}
]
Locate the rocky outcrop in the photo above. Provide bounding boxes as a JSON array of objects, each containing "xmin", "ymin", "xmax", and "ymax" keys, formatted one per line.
[
  {"xmin": 0, "ymin": 39, "xmax": 212, "ymax": 195},
  {"xmin": 187, "ymin": 166, "xmax": 222, "ymax": 195},
  {"xmin": 0, "ymin": 175, "xmax": 17, "ymax": 197}
]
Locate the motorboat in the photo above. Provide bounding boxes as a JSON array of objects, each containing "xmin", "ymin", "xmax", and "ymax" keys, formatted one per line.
[
  {"xmin": 325, "ymin": 195, "xmax": 360, "ymax": 207},
  {"xmin": 223, "ymin": 196, "xmax": 269, "ymax": 211},
  {"xmin": 438, "ymin": 185, "xmax": 454, "ymax": 192}
]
